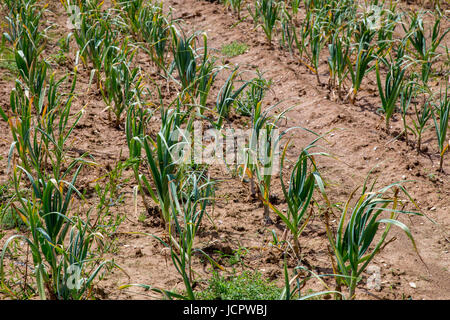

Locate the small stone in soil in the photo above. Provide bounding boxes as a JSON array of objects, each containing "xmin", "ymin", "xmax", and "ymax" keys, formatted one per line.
[{"xmin": 135, "ymin": 249, "xmax": 143, "ymax": 257}]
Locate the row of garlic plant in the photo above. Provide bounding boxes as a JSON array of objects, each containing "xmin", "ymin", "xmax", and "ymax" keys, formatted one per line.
[
  {"xmin": 58, "ymin": 0, "xmax": 221, "ymax": 299},
  {"xmin": 0, "ymin": 0, "xmax": 116, "ymax": 299}
]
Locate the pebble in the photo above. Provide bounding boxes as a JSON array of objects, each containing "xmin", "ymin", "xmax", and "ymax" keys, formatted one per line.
[{"xmin": 409, "ymin": 282, "xmax": 417, "ymax": 289}]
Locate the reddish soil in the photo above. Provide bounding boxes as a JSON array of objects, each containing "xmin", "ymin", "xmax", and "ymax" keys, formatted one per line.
[{"xmin": 0, "ymin": 0, "xmax": 449, "ymax": 300}]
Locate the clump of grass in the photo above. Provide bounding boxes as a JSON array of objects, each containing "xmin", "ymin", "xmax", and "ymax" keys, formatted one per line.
[
  {"xmin": 138, "ymin": 212, "xmax": 147, "ymax": 223},
  {"xmin": 57, "ymin": 35, "xmax": 71, "ymax": 53},
  {"xmin": 221, "ymin": 41, "xmax": 248, "ymax": 58},
  {"xmin": 196, "ymin": 270, "xmax": 282, "ymax": 300},
  {"xmin": 48, "ymin": 35, "xmax": 71, "ymax": 66}
]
